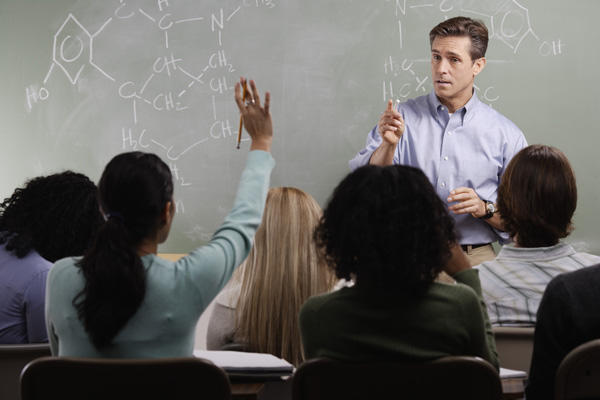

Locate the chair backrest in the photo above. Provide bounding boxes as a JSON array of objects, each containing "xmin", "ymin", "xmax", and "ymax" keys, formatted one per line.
[
  {"xmin": 555, "ymin": 339, "xmax": 600, "ymax": 400},
  {"xmin": 0, "ymin": 343, "xmax": 51, "ymax": 400},
  {"xmin": 20, "ymin": 356, "xmax": 232, "ymax": 400},
  {"xmin": 493, "ymin": 326, "xmax": 535, "ymax": 372},
  {"xmin": 292, "ymin": 356, "xmax": 502, "ymax": 400}
]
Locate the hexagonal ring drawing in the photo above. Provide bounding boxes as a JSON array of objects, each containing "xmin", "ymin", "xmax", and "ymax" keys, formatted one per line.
[
  {"xmin": 490, "ymin": 0, "xmax": 539, "ymax": 54},
  {"xmin": 52, "ymin": 13, "xmax": 115, "ymax": 85}
]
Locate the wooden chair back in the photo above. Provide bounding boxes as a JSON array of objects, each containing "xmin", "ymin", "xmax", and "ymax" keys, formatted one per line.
[
  {"xmin": 293, "ymin": 356, "xmax": 502, "ymax": 400},
  {"xmin": 21, "ymin": 356, "xmax": 231, "ymax": 400},
  {"xmin": 555, "ymin": 339, "xmax": 600, "ymax": 400},
  {"xmin": 0, "ymin": 343, "xmax": 51, "ymax": 400}
]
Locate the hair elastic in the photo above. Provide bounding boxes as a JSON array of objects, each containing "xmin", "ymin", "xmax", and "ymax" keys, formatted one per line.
[{"xmin": 104, "ymin": 211, "xmax": 125, "ymax": 222}]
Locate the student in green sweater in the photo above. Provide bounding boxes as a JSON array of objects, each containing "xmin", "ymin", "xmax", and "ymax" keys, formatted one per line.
[
  {"xmin": 45, "ymin": 79, "xmax": 274, "ymax": 357},
  {"xmin": 300, "ymin": 165, "xmax": 498, "ymax": 369}
]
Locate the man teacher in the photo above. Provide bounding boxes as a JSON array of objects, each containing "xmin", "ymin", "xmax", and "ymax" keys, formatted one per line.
[{"xmin": 350, "ymin": 16, "xmax": 527, "ymax": 265}]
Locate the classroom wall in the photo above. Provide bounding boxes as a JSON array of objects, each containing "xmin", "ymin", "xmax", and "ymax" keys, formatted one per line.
[{"xmin": 1, "ymin": 0, "xmax": 599, "ymax": 253}]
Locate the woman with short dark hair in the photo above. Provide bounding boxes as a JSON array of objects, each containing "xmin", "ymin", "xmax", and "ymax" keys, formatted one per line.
[{"xmin": 300, "ymin": 164, "xmax": 497, "ymax": 368}]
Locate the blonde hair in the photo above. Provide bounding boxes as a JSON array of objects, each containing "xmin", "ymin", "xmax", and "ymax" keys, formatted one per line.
[{"xmin": 234, "ymin": 187, "xmax": 335, "ymax": 366}]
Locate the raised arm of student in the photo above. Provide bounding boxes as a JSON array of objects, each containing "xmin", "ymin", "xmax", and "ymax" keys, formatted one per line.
[{"xmin": 177, "ymin": 78, "xmax": 274, "ymax": 311}]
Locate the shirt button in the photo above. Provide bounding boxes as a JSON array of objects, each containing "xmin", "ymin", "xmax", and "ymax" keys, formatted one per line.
[
  {"xmin": 440, "ymin": 182, "xmax": 446, "ymax": 187},
  {"xmin": 443, "ymin": 156, "xmax": 448, "ymax": 161},
  {"xmin": 448, "ymin": 131, "xmax": 453, "ymax": 135}
]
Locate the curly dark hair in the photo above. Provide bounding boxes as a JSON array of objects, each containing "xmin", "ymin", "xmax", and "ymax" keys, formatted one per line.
[
  {"xmin": 315, "ymin": 165, "xmax": 457, "ymax": 296},
  {"xmin": 0, "ymin": 171, "xmax": 103, "ymax": 262},
  {"xmin": 498, "ymin": 144, "xmax": 576, "ymax": 247}
]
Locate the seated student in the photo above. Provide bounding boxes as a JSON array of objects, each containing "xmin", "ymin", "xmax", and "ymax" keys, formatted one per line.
[
  {"xmin": 477, "ymin": 144, "xmax": 600, "ymax": 326},
  {"xmin": 0, "ymin": 172, "xmax": 102, "ymax": 344},
  {"xmin": 206, "ymin": 187, "xmax": 335, "ymax": 366},
  {"xmin": 526, "ymin": 263, "xmax": 600, "ymax": 399},
  {"xmin": 45, "ymin": 79, "xmax": 275, "ymax": 357},
  {"xmin": 299, "ymin": 165, "xmax": 498, "ymax": 369}
]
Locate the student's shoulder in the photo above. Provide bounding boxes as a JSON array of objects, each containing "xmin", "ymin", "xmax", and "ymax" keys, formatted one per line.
[
  {"xmin": 52, "ymin": 256, "xmax": 80, "ymax": 272},
  {"xmin": 48, "ymin": 256, "xmax": 82, "ymax": 286},
  {"xmin": 17, "ymin": 249, "xmax": 52, "ymax": 274},
  {"xmin": 301, "ymin": 288, "xmax": 356, "ymax": 315},
  {"xmin": 431, "ymin": 270, "xmax": 481, "ymax": 304}
]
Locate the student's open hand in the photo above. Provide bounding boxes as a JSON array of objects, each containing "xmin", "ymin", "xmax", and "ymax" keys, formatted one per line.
[
  {"xmin": 378, "ymin": 99, "xmax": 405, "ymax": 145},
  {"xmin": 447, "ymin": 187, "xmax": 486, "ymax": 218},
  {"xmin": 235, "ymin": 78, "xmax": 272, "ymax": 152}
]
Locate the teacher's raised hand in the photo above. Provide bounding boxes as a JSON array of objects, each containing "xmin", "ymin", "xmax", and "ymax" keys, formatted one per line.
[{"xmin": 378, "ymin": 99, "xmax": 405, "ymax": 145}]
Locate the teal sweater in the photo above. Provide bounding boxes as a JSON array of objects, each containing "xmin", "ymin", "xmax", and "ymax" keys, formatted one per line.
[
  {"xmin": 300, "ymin": 269, "xmax": 498, "ymax": 369},
  {"xmin": 45, "ymin": 151, "xmax": 274, "ymax": 358}
]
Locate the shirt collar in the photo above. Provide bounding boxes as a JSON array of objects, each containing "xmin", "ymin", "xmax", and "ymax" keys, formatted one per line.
[
  {"xmin": 428, "ymin": 90, "xmax": 480, "ymax": 125},
  {"xmin": 496, "ymin": 242, "xmax": 576, "ymax": 262},
  {"xmin": 463, "ymin": 90, "xmax": 480, "ymax": 113}
]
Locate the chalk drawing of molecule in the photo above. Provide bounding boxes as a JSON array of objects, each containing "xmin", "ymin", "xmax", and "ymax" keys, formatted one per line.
[
  {"xmin": 489, "ymin": 0, "xmax": 539, "ymax": 54},
  {"xmin": 47, "ymin": 13, "xmax": 115, "ymax": 85}
]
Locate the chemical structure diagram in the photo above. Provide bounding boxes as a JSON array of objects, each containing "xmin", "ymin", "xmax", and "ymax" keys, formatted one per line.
[
  {"xmin": 25, "ymin": 0, "xmax": 275, "ymax": 224},
  {"xmin": 381, "ymin": 0, "xmax": 563, "ymax": 104}
]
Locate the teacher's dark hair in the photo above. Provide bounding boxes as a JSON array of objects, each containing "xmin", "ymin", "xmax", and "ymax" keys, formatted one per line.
[
  {"xmin": 0, "ymin": 171, "xmax": 102, "ymax": 262},
  {"xmin": 74, "ymin": 152, "xmax": 173, "ymax": 349},
  {"xmin": 429, "ymin": 16, "xmax": 489, "ymax": 60},
  {"xmin": 498, "ymin": 144, "xmax": 577, "ymax": 247},
  {"xmin": 314, "ymin": 165, "xmax": 456, "ymax": 295}
]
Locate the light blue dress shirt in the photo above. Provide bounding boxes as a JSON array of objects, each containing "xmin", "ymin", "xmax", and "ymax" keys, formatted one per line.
[{"xmin": 349, "ymin": 91, "xmax": 527, "ymax": 245}]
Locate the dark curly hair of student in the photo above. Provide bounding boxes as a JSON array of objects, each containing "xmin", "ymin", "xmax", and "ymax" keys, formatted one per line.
[
  {"xmin": 0, "ymin": 171, "xmax": 102, "ymax": 262},
  {"xmin": 74, "ymin": 152, "xmax": 173, "ymax": 349},
  {"xmin": 498, "ymin": 144, "xmax": 576, "ymax": 248},
  {"xmin": 314, "ymin": 165, "xmax": 457, "ymax": 296}
]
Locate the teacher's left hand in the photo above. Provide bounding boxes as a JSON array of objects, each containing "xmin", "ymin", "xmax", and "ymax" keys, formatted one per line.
[{"xmin": 447, "ymin": 187, "xmax": 486, "ymax": 218}]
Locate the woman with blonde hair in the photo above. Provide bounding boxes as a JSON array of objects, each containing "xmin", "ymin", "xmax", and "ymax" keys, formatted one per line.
[{"xmin": 207, "ymin": 187, "xmax": 335, "ymax": 366}]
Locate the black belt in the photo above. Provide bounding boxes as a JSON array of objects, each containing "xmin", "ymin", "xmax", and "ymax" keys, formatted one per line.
[{"xmin": 461, "ymin": 243, "xmax": 490, "ymax": 251}]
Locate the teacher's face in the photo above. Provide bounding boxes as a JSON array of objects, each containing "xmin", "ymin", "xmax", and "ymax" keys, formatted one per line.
[{"xmin": 430, "ymin": 35, "xmax": 485, "ymax": 111}]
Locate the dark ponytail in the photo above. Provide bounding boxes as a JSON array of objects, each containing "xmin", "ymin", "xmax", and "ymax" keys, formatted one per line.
[{"xmin": 74, "ymin": 152, "xmax": 173, "ymax": 349}]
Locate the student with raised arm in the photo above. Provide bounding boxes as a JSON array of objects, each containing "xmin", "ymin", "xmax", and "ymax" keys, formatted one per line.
[
  {"xmin": 349, "ymin": 17, "xmax": 527, "ymax": 265},
  {"xmin": 45, "ymin": 79, "xmax": 275, "ymax": 357},
  {"xmin": 300, "ymin": 165, "xmax": 498, "ymax": 369},
  {"xmin": 0, "ymin": 172, "xmax": 102, "ymax": 344}
]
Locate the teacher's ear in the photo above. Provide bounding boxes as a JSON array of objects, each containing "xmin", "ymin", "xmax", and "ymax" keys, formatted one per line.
[{"xmin": 472, "ymin": 57, "xmax": 486, "ymax": 77}]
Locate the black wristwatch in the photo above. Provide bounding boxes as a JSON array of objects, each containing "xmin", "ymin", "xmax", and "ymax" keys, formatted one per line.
[{"xmin": 479, "ymin": 200, "xmax": 496, "ymax": 220}]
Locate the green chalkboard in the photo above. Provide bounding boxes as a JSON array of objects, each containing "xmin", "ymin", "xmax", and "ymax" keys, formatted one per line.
[{"xmin": 1, "ymin": 0, "xmax": 599, "ymax": 253}]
